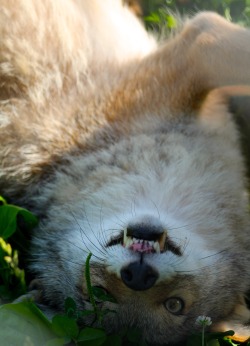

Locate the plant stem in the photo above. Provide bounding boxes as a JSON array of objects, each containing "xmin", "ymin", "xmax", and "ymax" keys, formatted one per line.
[
  {"xmin": 84, "ymin": 252, "xmax": 102, "ymax": 323},
  {"xmin": 84, "ymin": 253, "xmax": 98, "ymax": 316},
  {"xmin": 202, "ymin": 325, "xmax": 205, "ymax": 346}
]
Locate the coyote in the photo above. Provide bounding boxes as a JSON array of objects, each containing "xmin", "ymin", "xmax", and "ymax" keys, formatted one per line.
[{"xmin": 0, "ymin": 0, "xmax": 250, "ymax": 343}]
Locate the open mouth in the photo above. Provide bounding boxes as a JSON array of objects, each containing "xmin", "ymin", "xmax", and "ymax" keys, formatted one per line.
[
  {"xmin": 123, "ymin": 230, "xmax": 166, "ymax": 253},
  {"xmin": 107, "ymin": 229, "xmax": 182, "ymax": 256}
]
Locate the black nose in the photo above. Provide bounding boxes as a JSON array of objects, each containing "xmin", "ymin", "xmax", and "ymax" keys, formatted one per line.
[{"xmin": 121, "ymin": 261, "xmax": 158, "ymax": 291}]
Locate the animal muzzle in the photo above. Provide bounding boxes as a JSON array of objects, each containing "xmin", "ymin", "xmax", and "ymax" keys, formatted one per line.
[
  {"xmin": 106, "ymin": 216, "xmax": 182, "ymax": 290},
  {"xmin": 120, "ymin": 219, "xmax": 163, "ymax": 290},
  {"xmin": 121, "ymin": 259, "xmax": 159, "ymax": 290}
]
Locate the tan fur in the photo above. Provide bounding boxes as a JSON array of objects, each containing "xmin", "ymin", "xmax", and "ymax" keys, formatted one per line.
[{"xmin": 0, "ymin": 0, "xmax": 250, "ymax": 343}]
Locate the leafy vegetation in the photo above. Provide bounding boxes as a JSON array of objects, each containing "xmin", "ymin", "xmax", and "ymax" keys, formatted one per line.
[
  {"xmin": 0, "ymin": 196, "xmax": 38, "ymax": 302},
  {"xmin": 142, "ymin": 0, "xmax": 250, "ymax": 32}
]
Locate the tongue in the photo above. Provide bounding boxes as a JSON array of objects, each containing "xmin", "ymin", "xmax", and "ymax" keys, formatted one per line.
[{"xmin": 129, "ymin": 241, "xmax": 154, "ymax": 253}]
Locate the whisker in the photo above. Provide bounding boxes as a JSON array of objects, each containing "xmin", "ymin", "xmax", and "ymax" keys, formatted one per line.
[
  {"xmin": 199, "ymin": 249, "xmax": 228, "ymax": 260},
  {"xmin": 130, "ymin": 197, "xmax": 136, "ymax": 218},
  {"xmin": 112, "ymin": 214, "xmax": 126, "ymax": 230},
  {"xmin": 70, "ymin": 208, "xmax": 107, "ymax": 258},
  {"xmin": 174, "ymin": 263, "xmax": 216, "ymax": 274},
  {"xmin": 98, "ymin": 203, "xmax": 110, "ymax": 250},
  {"xmin": 167, "ymin": 222, "xmax": 201, "ymax": 232},
  {"xmin": 149, "ymin": 198, "xmax": 161, "ymax": 221},
  {"xmin": 68, "ymin": 206, "xmax": 89, "ymax": 250},
  {"xmin": 64, "ymin": 239, "xmax": 90, "ymax": 254},
  {"xmin": 57, "ymin": 256, "xmax": 84, "ymax": 268}
]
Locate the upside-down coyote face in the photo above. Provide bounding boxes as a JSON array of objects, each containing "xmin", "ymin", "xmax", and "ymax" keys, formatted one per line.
[
  {"xmin": 0, "ymin": 0, "xmax": 250, "ymax": 344},
  {"xmin": 30, "ymin": 87, "xmax": 250, "ymax": 343}
]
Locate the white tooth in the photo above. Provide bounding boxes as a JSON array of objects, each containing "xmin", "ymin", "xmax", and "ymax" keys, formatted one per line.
[
  {"xmin": 148, "ymin": 241, "xmax": 153, "ymax": 246},
  {"xmin": 123, "ymin": 229, "xmax": 127, "ymax": 245},
  {"xmin": 153, "ymin": 242, "xmax": 160, "ymax": 253},
  {"xmin": 159, "ymin": 231, "xmax": 167, "ymax": 250},
  {"xmin": 123, "ymin": 235, "xmax": 127, "ymax": 245},
  {"xmin": 139, "ymin": 239, "xmax": 143, "ymax": 243},
  {"xmin": 125, "ymin": 237, "xmax": 133, "ymax": 248},
  {"xmin": 123, "ymin": 230, "xmax": 133, "ymax": 248}
]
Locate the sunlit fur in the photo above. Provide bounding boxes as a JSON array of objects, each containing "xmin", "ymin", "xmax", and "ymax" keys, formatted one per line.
[{"xmin": 0, "ymin": 0, "xmax": 250, "ymax": 343}]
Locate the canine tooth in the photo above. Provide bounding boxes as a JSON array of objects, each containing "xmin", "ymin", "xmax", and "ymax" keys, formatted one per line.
[
  {"xmin": 153, "ymin": 242, "xmax": 161, "ymax": 253},
  {"xmin": 125, "ymin": 237, "xmax": 133, "ymax": 248},
  {"xmin": 148, "ymin": 241, "xmax": 153, "ymax": 246},
  {"xmin": 123, "ymin": 229, "xmax": 128, "ymax": 245},
  {"xmin": 159, "ymin": 231, "xmax": 167, "ymax": 251},
  {"xmin": 123, "ymin": 230, "xmax": 133, "ymax": 248}
]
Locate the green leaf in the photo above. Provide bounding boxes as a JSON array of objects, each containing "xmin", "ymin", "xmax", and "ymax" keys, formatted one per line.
[
  {"xmin": 64, "ymin": 297, "xmax": 78, "ymax": 319},
  {"xmin": 80, "ymin": 309, "xmax": 96, "ymax": 317},
  {"xmin": 0, "ymin": 238, "xmax": 27, "ymax": 300},
  {"xmin": 166, "ymin": 15, "xmax": 177, "ymax": 29},
  {"xmin": 103, "ymin": 334, "xmax": 122, "ymax": 346},
  {"xmin": 0, "ymin": 196, "xmax": 7, "ymax": 205},
  {"xmin": 65, "ymin": 296, "xmax": 77, "ymax": 311},
  {"xmin": 45, "ymin": 338, "xmax": 68, "ymax": 346},
  {"xmin": 187, "ymin": 330, "xmax": 236, "ymax": 346},
  {"xmin": 0, "ymin": 237, "xmax": 12, "ymax": 256},
  {"xmin": 187, "ymin": 333, "xmax": 202, "ymax": 346},
  {"xmin": 0, "ymin": 203, "xmax": 38, "ymax": 239},
  {"xmin": 77, "ymin": 327, "xmax": 107, "ymax": 345},
  {"xmin": 0, "ymin": 302, "xmax": 55, "ymax": 346},
  {"xmin": 206, "ymin": 330, "xmax": 235, "ymax": 341},
  {"xmin": 3, "ymin": 301, "xmax": 52, "ymax": 327},
  {"xmin": 207, "ymin": 339, "xmax": 220, "ymax": 346},
  {"xmin": 51, "ymin": 314, "xmax": 79, "ymax": 339},
  {"xmin": 144, "ymin": 12, "xmax": 160, "ymax": 23},
  {"xmin": 92, "ymin": 286, "xmax": 117, "ymax": 303}
]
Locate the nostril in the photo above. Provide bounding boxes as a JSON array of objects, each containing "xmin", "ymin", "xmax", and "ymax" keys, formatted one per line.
[
  {"xmin": 121, "ymin": 261, "xmax": 158, "ymax": 291},
  {"xmin": 121, "ymin": 268, "xmax": 133, "ymax": 282},
  {"xmin": 145, "ymin": 272, "xmax": 157, "ymax": 285}
]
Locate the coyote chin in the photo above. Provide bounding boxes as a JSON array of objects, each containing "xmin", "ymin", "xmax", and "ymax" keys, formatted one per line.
[{"xmin": 0, "ymin": 0, "xmax": 250, "ymax": 344}]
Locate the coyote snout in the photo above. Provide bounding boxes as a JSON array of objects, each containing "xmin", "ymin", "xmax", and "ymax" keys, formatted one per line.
[{"xmin": 107, "ymin": 215, "xmax": 183, "ymax": 290}]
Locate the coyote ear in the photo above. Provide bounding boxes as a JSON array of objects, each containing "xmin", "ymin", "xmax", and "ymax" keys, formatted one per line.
[{"xmin": 198, "ymin": 85, "xmax": 250, "ymax": 182}]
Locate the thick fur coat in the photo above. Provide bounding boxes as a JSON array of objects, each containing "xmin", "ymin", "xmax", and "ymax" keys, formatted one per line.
[{"xmin": 0, "ymin": 0, "xmax": 250, "ymax": 344}]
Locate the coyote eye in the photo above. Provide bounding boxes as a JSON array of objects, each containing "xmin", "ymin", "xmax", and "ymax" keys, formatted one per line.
[{"xmin": 165, "ymin": 297, "xmax": 185, "ymax": 315}]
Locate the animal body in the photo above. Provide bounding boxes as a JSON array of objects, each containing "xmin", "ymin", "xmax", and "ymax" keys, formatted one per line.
[{"xmin": 0, "ymin": 0, "xmax": 250, "ymax": 344}]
